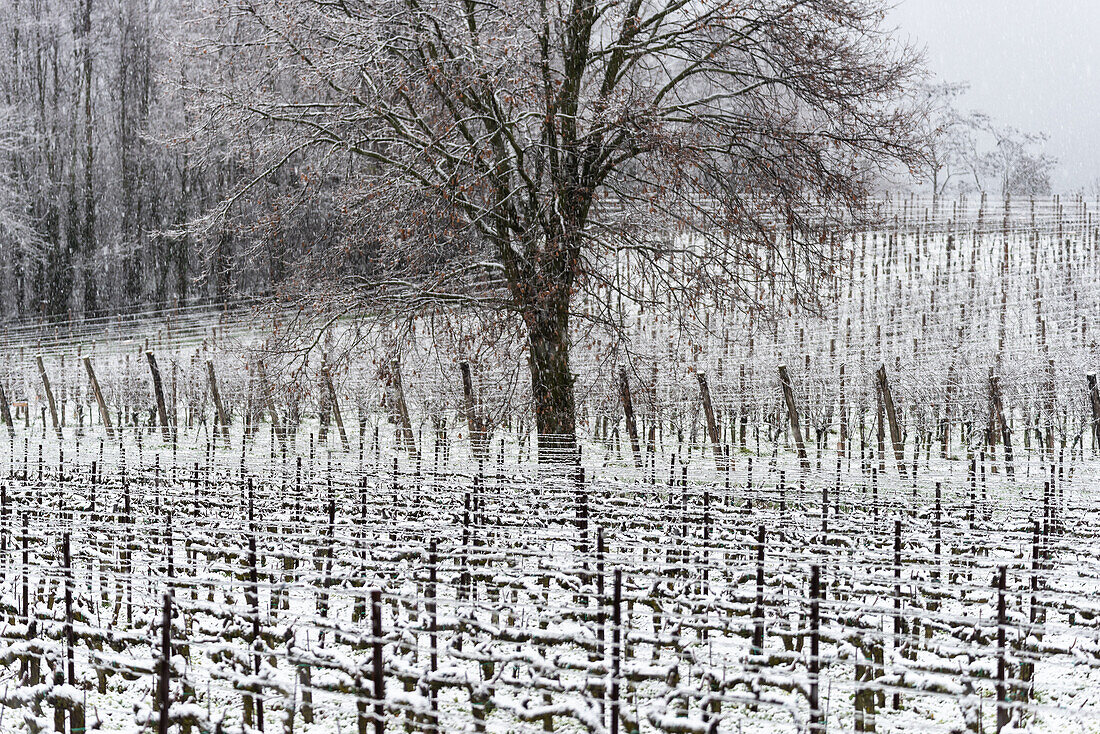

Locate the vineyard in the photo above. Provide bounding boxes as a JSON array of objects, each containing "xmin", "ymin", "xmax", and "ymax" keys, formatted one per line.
[{"xmin": 0, "ymin": 197, "xmax": 1099, "ymax": 733}]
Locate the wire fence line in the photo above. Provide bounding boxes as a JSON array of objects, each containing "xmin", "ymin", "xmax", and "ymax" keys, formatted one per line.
[
  {"xmin": 0, "ymin": 423, "xmax": 1093, "ymax": 734},
  {"xmin": 0, "ymin": 199, "xmax": 1094, "ymax": 732}
]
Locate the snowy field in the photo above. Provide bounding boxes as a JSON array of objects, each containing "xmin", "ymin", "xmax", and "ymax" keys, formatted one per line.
[
  {"xmin": 0, "ymin": 197, "xmax": 1098, "ymax": 732},
  {"xmin": 0, "ymin": 424, "xmax": 1095, "ymax": 734}
]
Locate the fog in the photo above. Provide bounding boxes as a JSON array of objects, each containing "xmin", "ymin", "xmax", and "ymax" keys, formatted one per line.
[{"xmin": 891, "ymin": 0, "xmax": 1098, "ymax": 192}]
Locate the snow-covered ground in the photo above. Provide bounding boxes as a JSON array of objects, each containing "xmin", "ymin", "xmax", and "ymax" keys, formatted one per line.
[{"xmin": 0, "ymin": 419, "xmax": 1093, "ymax": 733}]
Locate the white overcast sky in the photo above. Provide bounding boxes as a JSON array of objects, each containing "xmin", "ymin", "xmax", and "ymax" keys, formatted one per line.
[{"xmin": 888, "ymin": 1, "xmax": 1097, "ymax": 192}]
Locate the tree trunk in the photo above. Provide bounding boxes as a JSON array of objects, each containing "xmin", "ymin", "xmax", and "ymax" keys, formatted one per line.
[{"xmin": 525, "ymin": 303, "xmax": 577, "ymax": 463}]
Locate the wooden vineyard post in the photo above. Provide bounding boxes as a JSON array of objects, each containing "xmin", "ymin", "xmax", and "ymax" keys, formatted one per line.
[
  {"xmin": 995, "ymin": 566, "xmax": 1009, "ymax": 733},
  {"xmin": 1021, "ymin": 520, "xmax": 1040, "ymax": 704},
  {"xmin": 809, "ymin": 564, "xmax": 823, "ymax": 734},
  {"xmin": 323, "ymin": 367, "xmax": 349, "ymax": 450},
  {"xmin": 696, "ymin": 372, "xmax": 725, "ymax": 474},
  {"xmin": 159, "ymin": 592, "xmax": 172, "ymax": 734},
  {"xmin": 247, "ymin": 482, "xmax": 264, "ymax": 732},
  {"xmin": 777, "ymin": 365, "xmax": 809, "ymax": 470},
  {"xmin": 206, "ymin": 361, "xmax": 230, "ymax": 441},
  {"xmin": 989, "ymin": 371, "xmax": 1015, "ymax": 480},
  {"xmin": 257, "ymin": 361, "xmax": 286, "ymax": 447},
  {"xmin": 21, "ymin": 513, "xmax": 39, "ymax": 687},
  {"xmin": 36, "ymin": 355, "xmax": 62, "ymax": 439},
  {"xmin": 596, "ymin": 527, "xmax": 606, "ymax": 661},
  {"xmin": 460, "ymin": 493, "xmax": 471, "ymax": 602},
  {"xmin": 84, "ymin": 357, "xmax": 114, "ymax": 438},
  {"xmin": 460, "ymin": 362, "xmax": 487, "ymax": 460},
  {"xmin": 1030, "ymin": 520, "xmax": 1041, "ymax": 625},
  {"xmin": 427, "ymin": 539, "xmax": 439, "ymax": 729},
  {"xmin": 877, "ymin": 390, "xmax": 887, "ymax": 475},
  {"xmin": 933, "ymin": 483, "xmax": 942, "ymax": 586},
  {"xmin": 1087, "ymin": 373, "xmax": 1100, "ymax": 450},
  {"xmin": 752, "ymin": 525, "xmax": 766, "ymax": 655},
  {"xmin": 738, "ymin": 363, "xmax": 748, "ymax": 447},
  {"xmin": 0, "ymin": 379, "xmax": 12, "ymax": 433},
  {"xmin": 618, "ymin": 368, "xmax": 643, "ymax": 469},
  {"xmin": 20, "ymin": 512, "xmax": 27, "ymax": 643},
  {"xmin": 318, "ymin": 499, "xmax": 336, "ymax": 621},
  {"xmin": 941, "ymin": 364, "xmax": 955, "ymax": 458},
  {"xmin": 892, "ymin": 520, "xmax": 904, "ymax": 710},
  {"xmin": 610, "ymin": 568, "xmax": 622, "ymax": 734},
  {"xmin": 146, "ymin": 351, "xmax": 172, "ymax": 442},
  {"xmin": 838, "ymin": 364, "xmax": 847, "ymax": 460},
  {"xmin": 171, "ymin": 358, "xmax": 178, "ymax": 431},
  {"xmin": 391, "ymin": 363, "xmax": 418, "ymax": 462},
  {"xmin": 876, "ymin": 364, "xmax": 908, "ymax": 480},
  {"xmin": 575, "ymin": 467, "xmax": 589, "ymax": 565},
  {"xmin": 702, "ymin": 489, "xmax": 711, "ymax": 600},
  {"xmin": 63, "ymin": 532, "xmax": 85, "ymax": 733},
  {"xmin": 1044, "ymin": 358, "xmax": 1056, "ymax": 463},
  {"xmin": 0, "ymin": 487, "xmax": 7, "ymax": 575},
  {"xmin": 371, "ymin": 588, "xmax": 385, "ymax": 734}
]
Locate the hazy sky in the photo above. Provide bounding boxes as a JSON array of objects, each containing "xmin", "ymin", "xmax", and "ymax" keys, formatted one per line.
[{"xmin": 889, "ymin": 1, "xmax": 1098, "ymax": 192}]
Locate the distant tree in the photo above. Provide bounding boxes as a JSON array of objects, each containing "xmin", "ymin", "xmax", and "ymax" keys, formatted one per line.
[
  {"xmin": 917, "ymin": 82, "xmax": 1057, "ymax": 200},
  {"xmin": 1003, "ymin": 150, "xmax": 1053, "ymax": 197},
  {"xmin": 963, "ymin": 116, "xmax": 1053, "ymax": 198},
  {"xmin": 0, "ymin": 0, "xmax": 306, "ymax": 320},
  {"xmin": 916, "ymin": 81, "xmax": 972, "ymax": 202},
  {"xmin": 0, "ymin": 106, "xmax": 47, "ymax": 305},
  {"xmin": 192, "ymin": 0, "xmax": 928, "ymax": 460},
  {"xmin": 929, "ymin": 107, "xmax": 1055, "ymax": 199},
  {"xmin": 991, "ymin": 131, "xmax": 1054, "ymax": 198}
]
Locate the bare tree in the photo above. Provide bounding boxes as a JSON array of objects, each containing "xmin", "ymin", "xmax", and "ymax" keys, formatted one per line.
[
  {"xmin": 967, "ymin": 115, "xmax": 1055, "ymax": 198},
  {"xmin": 0, "ymin": 0, "xmax": 298, "ymax": 319},
  {"xmin": 191, "ymin": 0, "xmax": 927, "ymax": 460},
  {"xmin": 924, "ymin": 102, "xmax": 1055, "ymax": 199},
  {"xmin": 916, "ymin": 81, "xmax": 971, "ymax": 203},
  {"xmin": 0, "ymin": 106, "xmax": 47, "ymax": 271}
]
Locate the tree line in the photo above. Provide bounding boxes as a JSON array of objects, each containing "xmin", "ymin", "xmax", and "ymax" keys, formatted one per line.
[
  {"xmin": 0, "ymin": 0, "xmax": 324, "ymax": 320},
  {"xmin": 0, "ymin": 0, "xmax": 1061, "ymax": 457}
]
